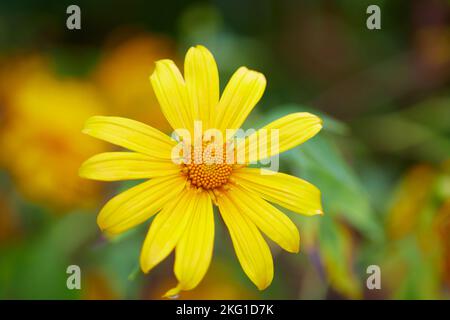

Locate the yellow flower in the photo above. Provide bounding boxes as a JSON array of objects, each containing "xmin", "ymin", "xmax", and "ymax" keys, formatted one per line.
[
  {"xmin": 0, "ymin": 57, "xmax": 107, "ymax": 210},
  {"xmin": 79, "ymin": 45, "xmax": 323, "ymax": 296},
  {"xmin": 383, "ymin": 161, "xmax": 450, "ymax": 298}
]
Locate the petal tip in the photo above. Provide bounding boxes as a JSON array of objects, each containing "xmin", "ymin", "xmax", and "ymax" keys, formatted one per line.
[
  {"xmin": 236, "ymin": 66, "xmax": 250, "ymax": 73},
  {"xmin": 163, "ymin": 284, "xmax": 182, "ymax": 298},
  {"xmin": 195, "ymin": 44, "xmax": 206, "ymax": 50},
  {"xmin": 256, "ymin": 279, "xmax": 272, "ymax": 291},
  {"xmin": 295, "ymin": 239, "xmax": 301, "ymax": 253},
  {"xmin": 81, "ymin": 119, "xmax": 95, "ymax": 134},
  {"xmin": 82, "ymin": 116, "xmax": 104, "ymax": 134},
  {"xmin": 78, "ymin": 165, "xmax": 87, "ymax": 179},
  {"xmin": 289, "ymin": 241, "xmax": 300, "ymax": 254},
  {"xmin": 152, "ymin": 59, "xmax": 175, "ymax": 73},
  {"xmin": 139, "ymin": 261, "xmax": 151, "ymax": 274},
  {"xmin": 187, "ymin": 45, "xmax": 197, "ymax": 53},
  {"xmin": 96, "ymin": 213, "xmax": 109, "ymax": 232},
  {"xmin": 253, "ymin": 273, "xmax": 273, "ymax": 291},
  {"xmin": 140, "ymin": 249, "xmax": 164, "ymax": 275},
  {"xmin": 318, "ymin": 116, "xmax": 324, "ymax": 126},
  {"xmin": 140, "ymin": 253, "xmax": 157, "ymax": 274}
]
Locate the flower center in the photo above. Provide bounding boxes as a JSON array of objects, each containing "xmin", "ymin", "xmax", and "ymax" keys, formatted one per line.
[{"xmin": 183, "ymin": 142, "xmax": 233, "ymax": 190}]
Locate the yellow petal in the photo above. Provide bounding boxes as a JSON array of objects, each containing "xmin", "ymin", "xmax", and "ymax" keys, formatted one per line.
[
  {"xmin": 226, "ymin": 184, "xmax": 300, "ymax": 253},
  {"xmin": 79, "ymin": 152, "xmax": 180, "ymax": 181},
  {"xmin": 217, "ymin": 192, "xmax": 273, "ymax": 290},
  {"xmin": 82, "ymin": 116, "xmax": 175, "ymax": 159},
  {"xmin": 150, "ymin": 59, "xmax": 193, "ymax": 132},
  {"xmin": 97, "ymin": 175, "xmax": 186, "ymax": 234},
  {"xmin": 171, "ymin": 191, "xmax": 214, "ymax": 292},
  {"xmin": 240, "ymin": 112, "xmax": 322, "ymax": 162},
  {"xmin": 233, "ymin": 167, "xmax": 323, "ymax": 216},
  {"xmin": 215, "ymin": 67, "xmax": 266, "ymax": 132},
  {"xmin": 185, "ymin": 45, "xmax": 219, "ymax": 129},
  {"xmin": 140, "ymin": 188, "xmax": 198, "ymax": 273}
]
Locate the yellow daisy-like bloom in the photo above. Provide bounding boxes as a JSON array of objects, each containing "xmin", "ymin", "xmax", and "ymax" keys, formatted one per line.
[{"xmin": 79, "ymin": 45, "xmax": 323, "ymax": 296}]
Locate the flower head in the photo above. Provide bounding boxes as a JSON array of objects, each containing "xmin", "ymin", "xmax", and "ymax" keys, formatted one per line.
[{"xmin": 80, "ymin": 45, "xmax": 323, "ymax": 296}]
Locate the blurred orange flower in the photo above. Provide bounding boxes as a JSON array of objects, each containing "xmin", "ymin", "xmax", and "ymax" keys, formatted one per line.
[
  {"xmin": 384, "ymin": 162, "xmax": 450, "ymax": 298},
  {"xmin": 93, "ymin": 34, "xmax": 175, "ymax": 132},
  {"xmin": 0, "ymin": 57, "xmax": 107, "ymax": 211},
  {"xmin": 386, "ymin": 164, "xmax": 437, "ymax": 240}
]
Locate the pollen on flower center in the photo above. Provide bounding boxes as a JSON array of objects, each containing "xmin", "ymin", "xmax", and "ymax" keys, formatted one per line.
[
  {"xmin": 186, "ymin": 162, "xmax": 233, "ymax": 189},
  {"xmin": 183, "ymin": 141, "xmax": 233, "ymax": 190}
]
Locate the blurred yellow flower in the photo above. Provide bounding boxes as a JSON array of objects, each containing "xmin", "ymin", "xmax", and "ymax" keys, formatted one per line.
[
  {"xmin": 387, "ymin": 164, "xmax": 436, "ymax": 240},
  {"xmin": 80, "ymin": 45, "xmax": 323, "ymax": 296},
  {"xmin": 384, "ymin": 162, "xmax": 450, "ymax": 298},
  {"xmin": 0, "ymin": 55, "xmax": 47, "ymax": 105},
  {"xmin": 93, "ymin": 34, "xmax": 175, "ymax": 132},
  {"xmin": 0, "ymin": 57, "xmax": 107, "ymax": 210}
]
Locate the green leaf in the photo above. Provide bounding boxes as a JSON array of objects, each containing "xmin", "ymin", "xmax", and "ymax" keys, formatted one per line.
[
  {"xmin": 288, "ymin": 132, "xmax": 382, "ymax": 241},
  {"xmin": 318, "ymin": 214, "xmax": 362, "ymax": 299},
  {"xmin": 0, "ymin": 211, "xmax": 97, "ymax": 299}
]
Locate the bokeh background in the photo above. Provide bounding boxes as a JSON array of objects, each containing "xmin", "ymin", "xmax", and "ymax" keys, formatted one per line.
[{"xmin": 0, "ymin": 0, "xmax": 449, "ymax": 299}]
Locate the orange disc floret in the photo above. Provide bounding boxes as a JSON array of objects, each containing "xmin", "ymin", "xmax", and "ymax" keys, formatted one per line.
[
  {"xmin": 184, "ymin": 141, "xmax": 233, "ymax": 190},
  {"xmin": 187, "ymin": 163, "xmax": 233, "ymax": 189}
]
